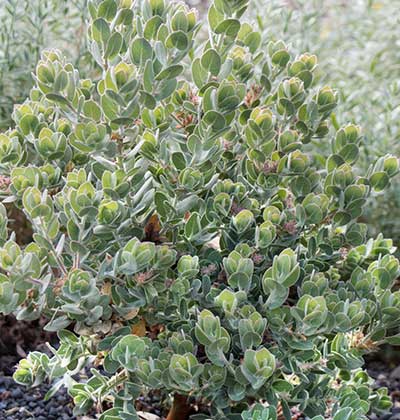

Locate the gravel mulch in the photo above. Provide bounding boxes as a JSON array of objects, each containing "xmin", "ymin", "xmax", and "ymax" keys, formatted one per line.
[
  {"xmin": 0, "ymin": 373, "xmax": 75, "ymax": 420},
  {"xmin": 368, "ymin": 359, "xmax": 400, "ymax": 420}
]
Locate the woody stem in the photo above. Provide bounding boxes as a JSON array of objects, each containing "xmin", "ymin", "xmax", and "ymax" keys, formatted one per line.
[{"xmin": 166, "ymin": 394, "xmax": 191, "ymax": 420}]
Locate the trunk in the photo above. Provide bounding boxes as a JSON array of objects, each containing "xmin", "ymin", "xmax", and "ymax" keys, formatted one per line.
[{"xmin": 166, "ymin": 394, "xmax": 191, "ymax": 420}]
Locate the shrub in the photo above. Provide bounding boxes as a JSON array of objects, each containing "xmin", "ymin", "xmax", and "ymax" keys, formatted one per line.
[{"xmin": 0, "ymin": 0, "xmax": 399, "ymax": 418}]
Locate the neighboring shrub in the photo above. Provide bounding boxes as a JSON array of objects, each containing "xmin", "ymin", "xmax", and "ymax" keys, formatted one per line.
[
  {"xmin": 249, "ymin": 0, "xmax": 400, "ymax": 244},
  {"xmin": 0, "ymin": 0, "xmax": 398, "ymax": 418},
  {"xmin": 0, "ymin": 0, "xmax": 90, "ymax": 130},
  {"xmin": 251, "ymin": 0, "xmax": 400, "ymax": 147}
]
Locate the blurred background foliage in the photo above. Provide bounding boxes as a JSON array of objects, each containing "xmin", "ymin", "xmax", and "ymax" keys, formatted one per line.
[
  {"xmin": 0, "ymin": 0, "xmax": 92, "ymax": 130},
  {"xmin": 0, "ymin": 0, "xmax": 399, "ymax": 243},
  {"xmin": 250, "ymin": 0, "xmax": 400, "ymax": 243}
]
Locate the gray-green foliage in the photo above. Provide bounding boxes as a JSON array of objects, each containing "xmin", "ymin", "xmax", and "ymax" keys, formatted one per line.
[
  {"xmin": 0, "ymin": 0, "xmax": 89, "ymax": 130},
  {"xmin": 0, "ymin": 0, "xmax": 398, "ymax": 418}
]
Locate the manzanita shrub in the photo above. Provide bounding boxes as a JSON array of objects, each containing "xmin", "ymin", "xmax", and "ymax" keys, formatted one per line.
[{"xmin": 1, "ymin": 0, "xmax": 399, "ymax": 419}]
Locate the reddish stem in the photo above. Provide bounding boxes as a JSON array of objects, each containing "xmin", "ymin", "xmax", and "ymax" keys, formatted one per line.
[{"xmin": 166, "ymin": 394, "xmax": 191, "ymax": 420}]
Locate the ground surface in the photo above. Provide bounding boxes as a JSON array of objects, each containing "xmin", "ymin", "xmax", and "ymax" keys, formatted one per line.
[
  {"xmin": 368, "ymin": 358, "xmax": 400, "ymax": 420},
  {"xmin": 0, "ymin": 373, "xmax": 74, "ymax": 420}
]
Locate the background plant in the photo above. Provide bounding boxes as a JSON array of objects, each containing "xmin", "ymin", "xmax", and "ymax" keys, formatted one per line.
[
  {"xmin": 0, "ymin": 0, "xmax": 398, "ymax": 419},
  {"xmin": 249, "ymin": 0, "xmax": 400, "ymax": 244},
  {"xmin": 0, "ymin": 0, "xmax": 90, "ymax": 130}
]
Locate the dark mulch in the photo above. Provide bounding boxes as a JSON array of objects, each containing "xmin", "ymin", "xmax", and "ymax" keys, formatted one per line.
[
  {"xmin": 0, "ymin": 315, "xmax": 75, "ymax": 420},
  {"xmin": 0, "ymin": 316, "xmax": 56, "ymax": 365},
  {"xmin": 0, "ymin": 373, "xmax": 75, "ymax": 420},
  {"xmin": 367, "ymin": 357, "xmax": 400, "ymax": 420}
]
